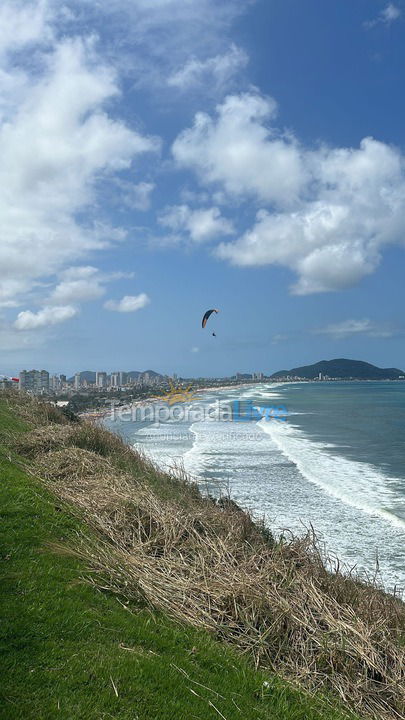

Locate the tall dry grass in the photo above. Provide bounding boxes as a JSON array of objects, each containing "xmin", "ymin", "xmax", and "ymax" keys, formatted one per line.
[{"xmin": 5, "ymin": 392, "xmax": 405, "ymax": 719}]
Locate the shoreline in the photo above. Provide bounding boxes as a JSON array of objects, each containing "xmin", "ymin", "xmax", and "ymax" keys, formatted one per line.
[{"xmin": 79, "ymin": 381, "xmax": 258, "ymax": 420}]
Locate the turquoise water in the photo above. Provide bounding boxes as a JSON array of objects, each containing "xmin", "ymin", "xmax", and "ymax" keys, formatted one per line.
[{"xmin": 105, "ymin": 381, "xmax": 405, "ymax": 592}]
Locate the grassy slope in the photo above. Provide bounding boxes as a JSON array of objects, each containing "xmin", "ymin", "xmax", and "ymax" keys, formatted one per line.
[{"xmin": 0, "ymin": 399, "xmax": 357, "ymax": 720}]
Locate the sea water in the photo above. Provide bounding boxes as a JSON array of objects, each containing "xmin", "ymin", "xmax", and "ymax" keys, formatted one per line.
[{"xmin": 104, "ymin": 381, "xmax": 405, "ymax": 593}]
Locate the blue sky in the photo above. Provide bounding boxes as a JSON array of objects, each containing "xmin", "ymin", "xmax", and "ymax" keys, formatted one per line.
[{"xmin": 1, "ymin": 0, "xmax": 405, "ymax": 377}]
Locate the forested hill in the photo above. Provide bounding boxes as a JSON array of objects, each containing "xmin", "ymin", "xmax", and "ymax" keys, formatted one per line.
[{"xmin": 271, "ymin": 358, "xmax": 405, "ymax": 380}]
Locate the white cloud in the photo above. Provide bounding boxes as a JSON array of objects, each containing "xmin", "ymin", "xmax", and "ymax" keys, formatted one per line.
[
  {"xmin": 364, "ymin": 3, "xmax": 401, "ymax": 28},
  {"xmin": 49, "ymin": 266, "xmax": 106, "ymax": 304},
  {"xmin": 168, "ymin": 44, "xmax": 248, "ymax": 91},
  {"xmin": 104, "ymin": 293, "xmax": 150, "ymax": 312},
  {"xmin": 0, "ymin": 30, "xmax": 159, "ymax": 308},
  {"xmin": 75, "ymin": 0, "xmax": 249, "ymax": 91},
  {"xmin": 14, "ymin": 305, "xmax": 78, "ymax": 330},
  {"xmin": 173, "ymin": 93, "xmax": 306, "ymax": 207},
  {"xmin": 0, "ymin": 0, "xmax": 52, "ymax": 57},
  {"xmin": 173, "ymin": 92, "xmax": 405, "ymax": 293},
  {"xmin": 383, "ymin": 3, "xmax": 401, "ymax": 22},
  {"xmin": 191, "ymin": 346, "xmax": 200, "ymax": 353},
  {"xmin": 314, "ymin": 319, "xmax": 395, "ymax": 339},
  {"xmin": 159, "ymin": 204, "xmax": 233, "ymax": 243},
  {"xmin": 48, "ymin": 265, "xmax": 133, "ymax": 305}
]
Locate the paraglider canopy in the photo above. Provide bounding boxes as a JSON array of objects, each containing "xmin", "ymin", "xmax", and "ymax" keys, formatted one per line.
[{"xmin": 202, "ymin": 308, "xmax": 219, "ymax": 328}]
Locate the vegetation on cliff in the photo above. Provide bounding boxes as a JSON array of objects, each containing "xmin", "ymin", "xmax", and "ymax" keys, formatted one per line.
[{"xmin": 1, "ymin": 392, "xmax": 404, "ymax": 719}]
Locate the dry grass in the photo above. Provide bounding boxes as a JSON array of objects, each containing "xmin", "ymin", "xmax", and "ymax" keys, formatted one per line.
[
  {"xmin": 2, "ymin": 389, "xmax": 69, "ymax": 427},
  {"xmin": 5, "ymin": 392, "xmax": 405, "ymax": 720},
  {"xmin": 11, "ymin": 424, "xmax": 76, "ymax": 457}
]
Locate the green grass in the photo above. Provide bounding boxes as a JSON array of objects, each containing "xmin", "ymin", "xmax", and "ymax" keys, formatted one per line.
[{"xmin": 0, "ymin": 399, "xmax": 359, "ymax": 720}]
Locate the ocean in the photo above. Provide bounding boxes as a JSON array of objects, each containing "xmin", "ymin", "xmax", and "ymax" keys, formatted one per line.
[{"xmin": 104, "ymin": 381, "xmax": 405, "ymax": 593}]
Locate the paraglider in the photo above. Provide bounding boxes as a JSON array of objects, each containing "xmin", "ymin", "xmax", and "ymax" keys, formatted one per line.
[{"xmin": 202, "ymin": 308, "xmax": 219, "ymax": 329}]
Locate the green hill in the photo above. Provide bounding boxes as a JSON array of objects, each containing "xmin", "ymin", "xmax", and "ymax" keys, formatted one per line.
[
  {"xmin": 271, "ymin": 358, "xmax": 405, "ymax": 380},
  {"xmin": 1, "ymin": 392, "xmax": 404, "ymax": 719}
]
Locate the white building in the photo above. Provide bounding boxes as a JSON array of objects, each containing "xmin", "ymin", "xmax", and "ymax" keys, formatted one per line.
[
  {"xmin": 110, "ymin": 372, "xmax": 119, "ymax": 387},
  {"xmin": 96, "ymin": 371, "xmax": 107, "ymax": 388}
]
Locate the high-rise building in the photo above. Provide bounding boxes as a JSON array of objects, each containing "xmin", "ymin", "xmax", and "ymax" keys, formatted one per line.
[
  {"xmin": 19, "ymin": 370, "xmax": 49, "ymax": 395},
  {"xmin": 110, "ymin": 372, "xmax": 119, "ymax": 387},
  {"xmin": 49, "ymin": 375, "xmax": 61, "ymax": 393},
  {"xmin": 96, "ymin": 371, "xmax": 107, "ymax": 388},
  {"xmin": 118, "ymin": 371, "xmax": 127, "ymax": 386},
  {"xmin": 74, "ymin": 372, "xmax": 81, "ymax": 390}
]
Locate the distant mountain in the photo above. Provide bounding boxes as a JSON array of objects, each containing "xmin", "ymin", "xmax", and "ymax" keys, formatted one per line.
[{"xmin": 271, "ymin": 359, "xmax": 405, "ymax": 380}]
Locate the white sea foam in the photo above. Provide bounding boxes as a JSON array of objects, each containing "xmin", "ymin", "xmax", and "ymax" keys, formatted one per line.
[
  {"xmin": 108, "ymin": 383, "xmax": 405, "ymax": 590},
  {"xmin": 257, "ymin": 418, "xmax": 405, "ymax": 529}
]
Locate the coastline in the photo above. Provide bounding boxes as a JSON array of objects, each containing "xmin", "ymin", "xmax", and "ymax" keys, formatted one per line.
[{"xmin": 79, "ymin": 381, "xmax": 257, "ymax": 420}]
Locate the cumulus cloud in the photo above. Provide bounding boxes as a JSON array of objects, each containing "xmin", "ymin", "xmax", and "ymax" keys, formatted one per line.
[
  {"xmin": 168, "ymin": 44, "xmax": 248, "ymax": 91},
  {"xmin": 14, "ymin": 305, "xmax": 78, "ymax": 330},
  {"xmin": 314, "ymin": 318, "xmax": 395, "ymax": 339},
  {"xmin": 173, "ymin": 92, "xmax": 405, "ymax": 293},
  {"xmin": 0, "ymin": 26, "xmax": 159, "ymax": 309},
  {"xmin": 0, "ymin": 0, "xmax": 247, "ymax": 319},
  {"xmin": 104, "ymin": 293, "xmax": 150, "ymax": 312},
  {"xmin": 159, "ymin": 204, "xmax": 233, "ymax": 243},
  {"xmin": 49, "ymin": 266, "xmax": 106, "ymax": 304},
  {"xmin": 48, "ymin": 266, "xmax": 133, "ymax": 305},
  {"xmin": 173, "ymin": 93, "xmax": 306, "ymax": 207}
]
